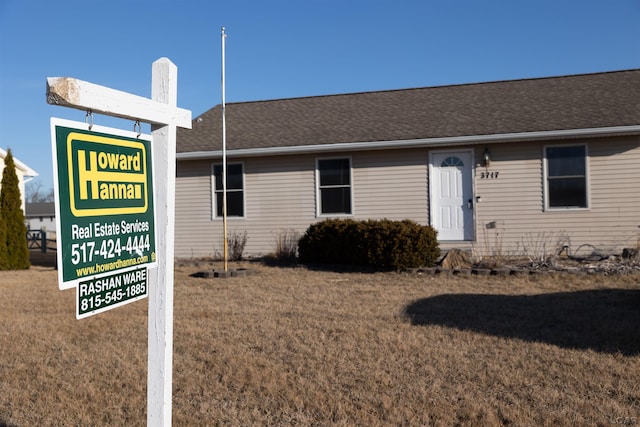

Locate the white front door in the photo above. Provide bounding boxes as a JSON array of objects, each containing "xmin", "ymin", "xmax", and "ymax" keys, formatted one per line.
[{"xmin": 430, "ymin": 151, "xmax": 474, "ymax": 241}]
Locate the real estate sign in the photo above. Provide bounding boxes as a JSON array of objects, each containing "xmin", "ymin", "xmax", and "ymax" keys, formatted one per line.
[
  {"xmin": 76, "ymin": 266, "xmax": 148, "ymax": 319},
  {"xmin": 51, "ymin": 118, "xmax": 156, "ymax": 304}
]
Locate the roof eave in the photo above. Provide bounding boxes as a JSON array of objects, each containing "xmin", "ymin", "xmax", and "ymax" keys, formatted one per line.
[
  {"xmin": 0, "ymin": 147, "xmax": 39, "ymax": 177},
  {"xmin": 176, "ymin": 125, "xmax": 640, "ymax": 160}
]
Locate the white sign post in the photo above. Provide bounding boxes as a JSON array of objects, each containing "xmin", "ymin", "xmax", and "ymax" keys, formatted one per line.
[
  {"xmin": 147, "ymin": 59, "xmax": 179, "ymax": 426},
  {"xmin": 47, "ymin": 57, "xmax": 192, "ymax": 426}
]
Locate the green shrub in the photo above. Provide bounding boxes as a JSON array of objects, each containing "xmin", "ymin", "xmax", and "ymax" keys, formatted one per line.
[{"xmin": 298, "ymin": 219, "xmax": 439, "ymax": 270}]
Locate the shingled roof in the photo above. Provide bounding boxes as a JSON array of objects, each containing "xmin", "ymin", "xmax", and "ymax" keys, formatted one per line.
[{"xmin": 177, "ymin": 69, "xmax": 640, "ymax": 154}]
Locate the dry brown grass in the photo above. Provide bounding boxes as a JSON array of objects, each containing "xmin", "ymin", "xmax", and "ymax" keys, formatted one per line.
[{"xmin": 1, "ymin": 261, "xmax": 639, "ymax": 426}]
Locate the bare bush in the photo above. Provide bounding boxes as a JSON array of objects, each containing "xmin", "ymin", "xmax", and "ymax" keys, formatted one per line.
[
  {"xmin": 274, "ymin": 229, "xmax": 300, "ymax": 263},
  {"xmin": 517, "ymin": 230, "xmax": 570, "ymax": 267},
  {"xmin": 473, "ymin": 221, "xmax": 507, "ymax": 267},
  {"xmin": 228, "ymin": 231, "xmax": 248, "ymax": 261}
]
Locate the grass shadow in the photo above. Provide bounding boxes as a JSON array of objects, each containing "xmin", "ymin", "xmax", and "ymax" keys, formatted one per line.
[
  {"xmin": 403, "ymin": 289, "xmax": 640, "ymax": 355},
  {"xmin": 29, "ymin": 249, "xmax": 57, "ymax": 268}
]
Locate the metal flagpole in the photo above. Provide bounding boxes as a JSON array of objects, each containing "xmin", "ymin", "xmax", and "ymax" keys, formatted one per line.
[{"xmin": 221, "ymin": 27, "xmax": 228, "ymax": 272}]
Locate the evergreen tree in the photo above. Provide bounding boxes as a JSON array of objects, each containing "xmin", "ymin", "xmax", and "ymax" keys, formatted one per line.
[
  {"xmin": 0, "ymin": 149, "xmax": 30, "ymax": 270},
  {"xmin": 0, "ymin": 185, "xmax": 6, "ymax": 269}
]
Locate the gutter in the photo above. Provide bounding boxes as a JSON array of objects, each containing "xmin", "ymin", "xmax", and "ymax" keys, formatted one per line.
[{"xmin": 176, "ymin": 125, "xmax": 640, "ymax": 160}]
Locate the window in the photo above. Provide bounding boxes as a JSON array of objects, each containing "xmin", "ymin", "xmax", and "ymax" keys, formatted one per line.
[
  {"xmin": 212, "ymin": 163, "xmax": 244, "ymax": 217},
  {"xmin": 317, "ymin": 158, "xmax": 352, "ymax": 215},
  {"xmin": 545, "ymin": 145, "xmax": 588, "ymax": 209},
  {"xmin": 440, "ymin": 156, "xmax": 464, "ymax": 167}
]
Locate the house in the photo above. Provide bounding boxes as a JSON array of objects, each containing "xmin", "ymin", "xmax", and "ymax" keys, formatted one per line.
[
  {"xmin": 25, "ymin": 202, "xmax": 56, "ymax": 234},
  {"xmin": 0, "ymin": 147, "xmax": 38, "ymax": 213},
  {"xmin": 175, "ymin": 69, "xmax": 640, "ymax": 260}
]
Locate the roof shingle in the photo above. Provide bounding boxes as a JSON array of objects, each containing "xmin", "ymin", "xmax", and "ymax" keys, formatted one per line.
[{"xmin": 177, "ymin": 69, "xmax": 640, "ymax": 153}]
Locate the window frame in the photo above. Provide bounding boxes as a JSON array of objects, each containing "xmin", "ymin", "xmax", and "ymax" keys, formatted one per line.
[
  {"xmin": 211, "ymin": 161, "xmax": 246, "ymax": 219},
  {"xmin": 543, "ymin": 143, "xmax": 589, "ymax": 211},
  {"xmin": 315, "ymin": 156, "xmax": 354, "ymax": 217}
]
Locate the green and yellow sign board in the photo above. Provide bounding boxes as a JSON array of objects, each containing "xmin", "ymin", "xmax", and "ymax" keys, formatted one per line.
[
  {"xmin": 51, "ymin": 118, "xmax": 156, "ymax": 300},
  {"xmin": 68, "ymin": 133, "xmax": 149, "ymax": 216}
]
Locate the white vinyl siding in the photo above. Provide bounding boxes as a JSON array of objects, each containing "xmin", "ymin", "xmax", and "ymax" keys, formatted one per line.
[
  {"xmin": 175, "ymin": 150, "xmax": 431, "ymax": 258},
  {"xmin": 176, "ymin": 156, "xmax": 316, "ymax": 258},
  {"xmin": 175, "ymin": 160, "xmax": 216, "ymax": 255},
  {"xmin": 474, "ymin": 136, "xmax": 640, "ymax": 257},
  {"xmin": 351, "ymin": 150, "xmax": 428, "ymax": 222},
  {"xmin": 175, "ymin": 135, "xmax": 640, "ymax": 259}
]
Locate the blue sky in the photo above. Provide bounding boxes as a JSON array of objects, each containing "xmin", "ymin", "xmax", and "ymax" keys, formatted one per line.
[{"xmin": 1, "ymin": 0, "xmax": 639, "ymax": 191}]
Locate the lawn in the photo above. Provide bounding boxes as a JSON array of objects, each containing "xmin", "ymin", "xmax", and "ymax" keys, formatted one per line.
[{"xmin": 1, "ymin": 261, "xmax": 639, "ymax": 426}]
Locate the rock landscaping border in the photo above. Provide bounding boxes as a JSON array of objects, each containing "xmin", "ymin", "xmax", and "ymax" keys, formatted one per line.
[
  {"xmin": 190, "ymin": 268, "xmax": 256, "ymax": 279},
  {"xmin": 406, "ymin": 264, "xmax": 640, "ymax": 277}
]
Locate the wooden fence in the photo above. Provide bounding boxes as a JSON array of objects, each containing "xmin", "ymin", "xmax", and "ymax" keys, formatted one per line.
[{"xmin": 26, "ymin": 230, "xmax": 57, "ymax": 253}]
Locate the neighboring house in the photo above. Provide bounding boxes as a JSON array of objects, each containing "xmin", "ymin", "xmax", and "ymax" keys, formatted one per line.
[
  {"xmin": 0, "ymin": 147, "xmax": 38, "ymax": 213},
  {"xmin": 25, "ymin": 202, "xmax": 56, "ymax": 233},
  {"xmin": 175, "ymin": 69, "xmax": 640, "ymax": 259}
]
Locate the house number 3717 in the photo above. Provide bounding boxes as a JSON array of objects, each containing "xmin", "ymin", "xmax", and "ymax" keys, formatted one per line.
[{"xmin": 480, "ymin": 171, "xmax": 500, "ymax": 179}]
